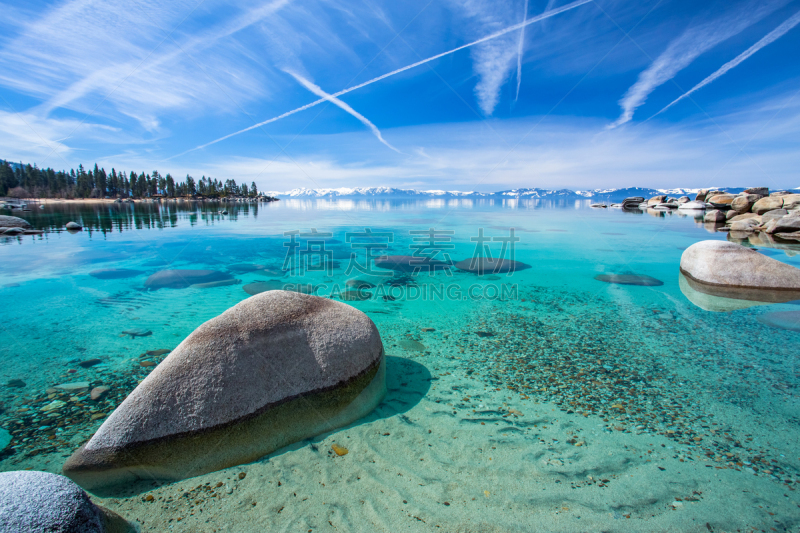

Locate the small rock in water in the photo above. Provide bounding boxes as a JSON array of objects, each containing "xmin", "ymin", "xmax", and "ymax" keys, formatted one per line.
[
  {"xmin": 122, "ymin": 329, "xmax": 152, "ymax": 338},
  {"xmin": 594, "ymin": 274, "xmax": 664, "ymax": 286},
  {"xmin": 41, "ymin": 400, "xmax": 66, "ymax": 412},
  {"xmin": 756, "ymin": 310, "xmax": 800, "ymax": 332},
  {"xmin": 227, "ymin": 263, "xmax": 265, "ymax": 272},
  {"xmin": 65, "ymin": 221, "xmax": 83, "ymax": 230},
  {"xmin": 346, "ymin": 279, "xmax": 376, "ymax": 289},
  {"xmin": 190, "ymin": 279, "xmax": 242, "ymax": 289},
  {"xmin": 399, "ymin": 339, "xmax": 426, "ymax": 351},
  {"xmin": 475, "ymin": 331, "xmax": 495, "ymax": 338},
  {"xmin": 339, "ymin": 290, "xmax": 371, "ymax": 301},
  {"xmin": 140, "ymin": 360, "xmax": 156, "ymax": 367},
  {"xmin": 7, "ymin": 379, "xmax": 25, "ymax": 388},
  {"xmin": 146, "ymin": 349, "xmax": 171, "ymax": 356},
  {"xmin": 0, "ymin": 428, "xmax": 10, "ymax": 451},
  {"xmin": 90, "ymin": 386, "xmax": 111, "ymax": 400},
  {"xmin": 331, "ymin": 444, "xmax": 349, "ymax": 456},
  {"xmin": 78, "ymin": 358, "xmax": 102, "ymax": 368},
  {"xmin": 89, "ymin": 268, "xmax": 142, "ymax": 279},
  {"xmin": 421, "ymin": 327, "xmax": 435, "ymax": 332},
  {"xmin": 55, "ymin": 381, "xmax": 90, "ymax": 392}
]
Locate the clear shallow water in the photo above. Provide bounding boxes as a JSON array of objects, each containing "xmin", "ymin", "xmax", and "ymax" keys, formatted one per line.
[{"xmin": 1, "ymin": 199, "xmax": 799, "ymax": 531}]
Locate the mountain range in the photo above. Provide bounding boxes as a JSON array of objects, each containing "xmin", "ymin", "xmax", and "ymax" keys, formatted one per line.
[{"xmin": 264, "ymin": 186, "xmax": 798, "ymax": 202}]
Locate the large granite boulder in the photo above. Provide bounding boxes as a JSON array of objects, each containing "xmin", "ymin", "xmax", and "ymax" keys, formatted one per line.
[
  {"xmin": 730, "ymin": 194, "xmax": 762, "ymax": 213},
  {"xmin": 781, "ymin": 194, "xmax": 800, "ymax": 210},
  {"xmin": 680, "ymin": 240, "xmax": 800, "ymax": 303},
  {"xmin": 0, "ymin": 215, "xmax": 32, "ymax": 228},
  {"xmin": 729, "ymin": 219, "xmax": 760, "ymax": 232},
  {"xmin": 704, "ymin": 210, "xmax": 726, "ymax": 223},
  {"xmin": 765, "ymin": 215, "xmax": 800, "ymax": 234},
  {"xmin": 695, "ymin": 189, "xmax": 709, "ymax": 202},
  {"xmin": 744, "ymin": 187, "xmax": 769, "ymax": 196},
  {"xmin": 0, "ymin": 470, "xmax": 132, "ymax": 532},
  {"xmin": 63, "ymin": 291, "xmax": 385, "ymax": 491},
  {"xmin": 752, "ymin": 196, "xmax": 784, "ymax": 215},
  {"xmin": 144, "ymin": 269, "xmax": 233, "ymax": 289},
  {"xmin": 647, "ymin": 195, "xmax": 667, "ymax": 206},
  {"xmin": 706, "ymin": 194, "xmax": 736, "ymax": 207}
]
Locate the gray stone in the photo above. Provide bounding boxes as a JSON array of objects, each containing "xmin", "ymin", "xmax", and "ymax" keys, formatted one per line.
[
  {"xmin": 729, "ymin": 219, "xmax": 760, "ymax": 232},
  {"xmin": 780, "ymin": 194, "xmax": 800, "ymax": 210},
  {"xmin": 0, "ymin": 471, "xmax": 108, "ymax": 532},
  {"xmin": 704, "ymin": 210, "xmax": 726, "ymax": 223},
  {"xmin": 707, "ymin": 194, "xmax": 736, "ymax": 207},
  {"xmin": 64, "ymin": 291, "xmax": 385, "ymax": 490},
  {"xmin": 744, "ymin": 187, "xmax": 769, "ymax": 195},
  {"xmin": 728, "ymin": 213, "xmax": 763, "ymax": 224},
  {"xmin": 144, "ymin": 269, "xmax": 233, "ymax": 290},
  {"xmin": 765, "ymin": 216, "xmax": 800, "ymax": 234},
  {"xmin": 752, "ymin": 196, "xmax": 784, "ymax": 214},
  {"xmin": 454, "ymin": 257, "xmax": 531, "ymax": 274},
  {"xmin": 647, "ymin": 195, "xmax": 667, "ymax": 205},
  {"xmin": 762, "ymin": 209, "xmax": 789, "ymax": 222},
  {"xmin": 695, "ymin": 189, "xmax": 709, "ymax": 202},
  {"xmin": 677, "ymin": 196, "xmax": 690, "ymax": 204},
  {"xmin": 731, "ymin": 194, "xmax": 763, "ymax": 213},
  {"xmin": 680, "ymin": 240, "xmax": 800, "ymax": 303},
  {"xmin": 0, "ymin": 215, "xmax": 32, "ymax": 228},
  {"xmin": 65, "ymin": 222, "xmax": 82, "ymax": 230}
]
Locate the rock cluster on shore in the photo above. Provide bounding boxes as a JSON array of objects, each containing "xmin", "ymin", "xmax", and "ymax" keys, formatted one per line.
[
  {"xmin": 63, "ymin": 290, "xmax": 386, "ymax": 491},
  {"xmin": 0, "ymin": 215, "xmax": 42, "ymax": 235}
]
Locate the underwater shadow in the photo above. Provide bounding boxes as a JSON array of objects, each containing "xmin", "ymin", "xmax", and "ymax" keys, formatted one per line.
[{"xmin": 360, "ymin": 355, "xmax": 431, "ymax": 423}]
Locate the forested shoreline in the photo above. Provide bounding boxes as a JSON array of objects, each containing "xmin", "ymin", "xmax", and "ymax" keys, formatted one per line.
[{"xmin": 0, "ymin": 159, "xmax": 268, "ymax": 199}]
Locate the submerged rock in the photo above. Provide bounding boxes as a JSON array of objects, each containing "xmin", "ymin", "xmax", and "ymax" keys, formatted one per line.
[
  {"xmin": 144, "ymin": 269, "xmax": 233, "ymax": 290},
  {"xmin": 190, "ymin": 279, "xmax": 241, "ymax": 289},
  {"xmin": 226, "ymin": 263, "xmax": 265, "ymax": 272},
  {"xmin": 594, "ymin": 274, "xmax": 664, "ymax": 286},
  {"xmin": 0, "ymin": 471, "xmax": 133, "ymax": 533},
  {"xmin": 7, "ymin": 379, "xmax": 26, "ymax": 388},
  {"xmin": 63, "ymin": 291, "xmax": 385, "ymax": 491},
  {"xmin": 90, "ymin": 386, "xmax": 111, "ymax": 401},
  {"xmin": 121, "ymin": 329, "xmax": 152, "ymax": 338},
  {"xmin": 339, "ymin": 290, "xmax": 372, "ymax": 301},
  {"xmin": 375, "ymin": 255, "xmax": 452, "ymax": 273},
  {"xmin": 679, "ymin": 240, "xmax": 800, "ymax": 303},
  {"xmin": 145, "ymin": 349, "xmax": 171, "ymax": 356},
  {"xmin": 454, "ymin": 257, "xmax": 531, "ymax": 274},
  {"xmin": 243, "ymin": 280, "xmax": 288, "ymax": 295},
  {"xmin": 0, "ymin": 215, "xmax": 32, "ymax": 228},
  {"xmin": 399, "ymin": 339, "xmax": 426, "ymax": 351},
  {"xmin": 679, "ymin": 272, "xmax": 770, "ymax": 312},
  {"xmin": 79, "ymin": 359, "xmax": 102, "ymax": 368},
  {"xmin": 89, "ymin": 269, "xmax": 142, "ymax": 279},
  {"xmin": 756, "ymin": 310, "xmax": 800, "ymax": 332}
]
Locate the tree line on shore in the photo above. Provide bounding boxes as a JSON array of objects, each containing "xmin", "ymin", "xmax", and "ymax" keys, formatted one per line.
[{"xmin": 0, "ymin": 159, "xmax": 267, "ymax": 199}]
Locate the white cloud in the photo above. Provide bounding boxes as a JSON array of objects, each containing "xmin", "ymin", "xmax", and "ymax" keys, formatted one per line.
[
  {"xmin": 656, "ymin": 9, "xmax": 800, "ymax": 117},
  {"xmin": 609, "ymin": 0, "xmax": 789, "ymax": 128},
  {"xmin": 285, "ymin": 70, "xmax": 401, "ymax": 153}
]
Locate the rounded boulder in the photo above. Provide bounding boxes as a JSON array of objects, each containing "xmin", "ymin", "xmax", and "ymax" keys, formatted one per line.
[
  {"xmin": 752, "ymin": 196, "xmax": 784, "ymax": 215},
  {"xmin": 0, "ymin": 215, "xmax": 32, "ymax": 229},
  {"xmin": 63, "ymin": 290, "xmax": 385, "ymax": 491},
  {"xmin": 679, "ymin": 240, "xmax": 800, "ymax": 303},
  {"xmin": 0, "ymin": 470, "xmax": 132, "ymax": 532}
]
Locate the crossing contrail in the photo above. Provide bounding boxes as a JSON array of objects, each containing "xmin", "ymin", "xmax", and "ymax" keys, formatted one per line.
[
  {"xmin": 170, "ymin": 0, "xmax": 592, "ymax": 159},
  {"xmin": 654, "ymin": 9, "xmax": 800, "ymax": 118},
  {"xmin": 287, "ymin": 70, "xmax": 400, "ymax": 153},
  {"xmin": 515, "ymin": 0, "xmax": 530, "ymax": 102}
]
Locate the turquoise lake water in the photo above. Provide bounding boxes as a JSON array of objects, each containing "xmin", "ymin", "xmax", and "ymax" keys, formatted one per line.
[{"xmin": 1, "ymin": 199, "xmax": 798, "ymax": 532}]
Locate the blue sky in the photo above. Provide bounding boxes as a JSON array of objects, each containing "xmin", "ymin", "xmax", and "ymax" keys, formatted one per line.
[{"xmin": 0, "ymin": 0, "xmax": 798, "ymax": 191}]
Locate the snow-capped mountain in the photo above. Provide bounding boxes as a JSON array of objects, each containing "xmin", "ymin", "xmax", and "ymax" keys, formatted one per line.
[{"xmin": 266, "ymin": 186, "xmax": 789, "ymax": 201}]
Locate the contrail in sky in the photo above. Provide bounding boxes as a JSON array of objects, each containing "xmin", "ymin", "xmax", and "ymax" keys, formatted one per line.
[
  {"xmin": 286, "ymin": 70, "xmax": 400, "ymax": 153},
  {"xmin": 170, "ymin": 0, "xmax": 592, "ymax": 159},
  {"xmin": 515, "ymin": 0, "xmax": 530, "ymax": 102},
  {"xmin": 653, "ymin": 9, "xmax": 800, "ymax": 118}
]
